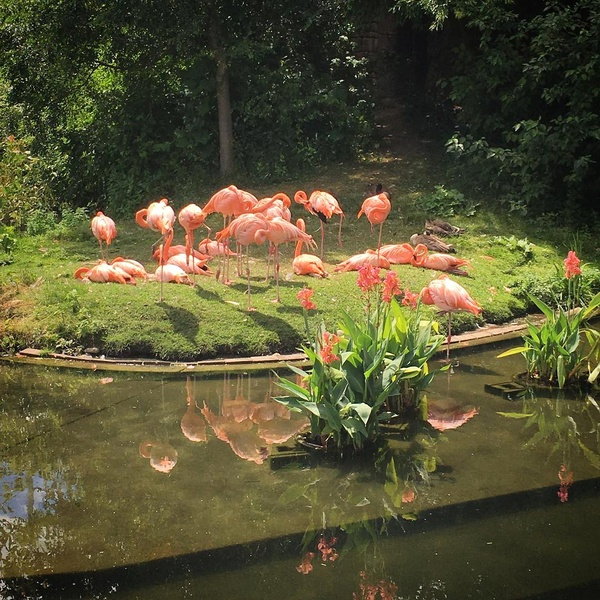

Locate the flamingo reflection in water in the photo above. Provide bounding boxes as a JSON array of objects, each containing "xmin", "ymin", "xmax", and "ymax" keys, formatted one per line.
[
  {"xmin": 180, "ymin": 377, "xmax": 207, "ymax": 443},
  {"xmin": 139, "ymin": 440, "xmax": 178, "ymax": 474},
  {"xmin": 427, "ymin": 398, "xmax": 479, "ymax": 432},
  {"xmin": 201, "ymin": 373, "xmax": 308, "ymax": 464}
]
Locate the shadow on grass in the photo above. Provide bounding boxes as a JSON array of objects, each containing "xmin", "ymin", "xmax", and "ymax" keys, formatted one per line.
[{"xmin": 157, "ymin": 302, "xmax": 199, "ymax": 341}]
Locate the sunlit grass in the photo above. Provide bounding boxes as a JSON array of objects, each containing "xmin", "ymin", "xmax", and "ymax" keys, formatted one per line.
[{"xmin": 1, "ymin": 151, "xmax": 598, "ymax": 360}]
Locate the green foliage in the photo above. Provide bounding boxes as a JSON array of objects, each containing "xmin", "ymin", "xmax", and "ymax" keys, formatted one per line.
[
  {"xmin": 499, "ymin": 257, "xmax": 600, "ymax": 389},
  {"xmin": 444, "ymin": 1, "xmax": 600, "ymax": 218},
  {"xmin": 416, "ymin": 184, "xmax": 479, "ymax": 217},
  {"xmin": 275, "ymin": 276, "xmax": 444, "ymax": 451},
  {"xmin": 0, "ymin": 0, "xmax": 372, "ymax": 214},
  {"xmin": 0, "ymin": 135, "xmax": 54, "ymax": 229}
]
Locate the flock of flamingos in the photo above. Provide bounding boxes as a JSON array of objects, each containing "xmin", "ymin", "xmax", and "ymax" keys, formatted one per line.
[{"xmin": 74, "ymin": 183, "xmax": 482, "ymax": 340}]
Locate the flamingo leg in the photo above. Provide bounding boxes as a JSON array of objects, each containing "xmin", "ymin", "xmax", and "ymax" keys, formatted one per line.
[
  {"xmin": 377, "ymin": 222, "xmax": 383, "ymax": 260},
  {"xmin": 320, "ymin": 223, "xmax": 325, "ymax": 260},
  {"xmin": 446, "ymin": 312, "xmax": 452, "ymax": 362},
  {"xmin": 338, "ymin": 215, "xmax": 343, "ymax": 248},
  {"xmin": 246, "ymin": 246, "xmax": 254, "ymax": 312}
]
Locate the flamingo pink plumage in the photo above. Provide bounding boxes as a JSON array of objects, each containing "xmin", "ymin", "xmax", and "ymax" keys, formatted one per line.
[
  {"xmin": 333, "ymin": 252, "xmax": 390, "ymax": 273},
  {"xmin": 110, "ymin": 257, "xmax": 149, "ymax": 279},
  {"xmin": 357, "ymin": 192, "xmax": 391, "ymax": 255},
  {"xmin": 374, "ymin": 243, "xmax": 415, "ymax": 265},
  {"xmin": 292, "ymin": 218, "xmax": 328, "ymax": 279},
  {"xmin": 420, "ymin": 273, "xmax": 482, "ymax": 361},
  {"xmin": 74, "ymin": 261, "xmax": 133, "ymax": 284},
  {"xmin": 256, "ymin": 217, "xmax": 316, "ymax": 303},
  {"xmin": 294, "ymin": 190, "xmax": 344, "ymax": 259},
  {"xmin": 412, "ymin": 243, "xmax": 472, "ymax": 276},
  {"xmin": 91, "ymin": 211, "xmax": 117, "ymax": 261},
  {"xmin": 216, "ymin": 213, "xmax": 270, "ymax": 310}
]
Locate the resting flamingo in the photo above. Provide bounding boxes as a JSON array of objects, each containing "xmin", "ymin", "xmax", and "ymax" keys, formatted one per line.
[
  {"xmin": 419, "ymin": 274, "xmax": 482, "ymax": 361},
  {"xmin": 411, "ymin": 243, "xmax": 472, "ymax": 276},
  {"xmin": 374, "ymin": 243, "xmax": 414, "ymax": 265},
  {"xmin": 110, "ymin": 257, "xmax": 149, "ymax": 279},
  {"xmin": 91, "ymin": 211, "xmax": 117, "ymax": 261},
  {"xmin": 152, "ymin": 264, "xmax": 194, "ymax": 286},
  {"xmin": 292, "ymin": 218, "xmax": 328, "ymax": 278},
  {"xmin": 333, "ymin": 252, "xmax": 390, "ymax": 272},
  {"xmin": 74, "ymin": 261, "xmax": 134, "ymax": 284},
  {"xmin": 294, "ymin": 190, "xmax": 344, "ymax": 259},
  {"xmin": 256, "ymin": 217, "xmax": 316, "ymax": 303},
  {"xmin": 166, "ymin": 253, "xmax": 213, "ymax": 276},
  {"xmin": 357, "ymin": 191, "xmax": 391, "ymax": 256},
  {"xmin": 216, "ymin": 213, "xmax": 270, "ymax": 311},
  {"xmin": 152, "ymin": 244, "xmax": 211, "ymax": 263}
]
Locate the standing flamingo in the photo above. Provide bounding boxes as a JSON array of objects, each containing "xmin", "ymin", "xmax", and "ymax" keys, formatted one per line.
[
  {"xmin": 292, "ymin": 218, "xmax": 328, "ymax": 278},
  {"xmin": 357, "ymin": 190, "xmax": 391, "ymax": 256},
  {"xmin": 178, "ymin": 203, "xmax": 210, "ymax": 272},
  {"xmin": 257, "ymin": 217, "xmax": 316, "ymax": 303},
  {"xmin": 91, "ymin": 211, "xmax": 117, "ymax": 261},
  {"xmin": 294, "ymin": 190, "xmax": 344, "ymax": 259},
  {"xmin": 419, "ymin": 274, "xmax": 482, "ymax": 361},
  {"xmin": 135, "ymin": 198, "xmax": 175, "ymax": 300},
  {"xmin": 202, "ymin": 185, "xmax": 258, "ymax": 283},
  {"xmin": 216, "ymin": 212, "xmax": 270, "ymax": 311}
]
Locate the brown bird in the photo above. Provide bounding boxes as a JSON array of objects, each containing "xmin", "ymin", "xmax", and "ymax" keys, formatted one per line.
[
  {"xmin": 425, "ymin": 218, "xmax": 464, "ymax": 237},
  {"xmin": 410, "ymin": 233, "xmax": 456, "ymax": 254}
]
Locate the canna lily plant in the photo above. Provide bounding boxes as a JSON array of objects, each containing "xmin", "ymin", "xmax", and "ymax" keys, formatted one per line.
[
  {"xmin": 274, "ymin": 267, "xmax": 445, "ymax": 452},
  {"xmin": 498, "ymin": 251, "xmax": 600, "ymax": 389}
]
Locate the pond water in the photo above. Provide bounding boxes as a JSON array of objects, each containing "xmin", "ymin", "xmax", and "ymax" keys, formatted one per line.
[{"xmin": 1, "ymin": 343, "xmax": 599, "ymax": 600}]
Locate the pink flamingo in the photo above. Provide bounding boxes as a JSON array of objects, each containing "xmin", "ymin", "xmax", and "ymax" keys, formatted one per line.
[
  {"xmin": 91, "ymin": 211, "xmax": 117, "ymax": 261},
  {"xmin": 135, "ymin": 198, "xmax": 176, "ymax": 300},
  {"xmin": 412, "ymin": 243, "xmax": 472, "ymax": 276},
  {"xmin": 202, "ymin": 185, "xmax": 258, "ymax": 283},
  {"xmin": 419, "ymin": 274, "xmax": 482, "ymax": 361},
  {"xmin": 178, "ymin": 203, "xmax": 210, "ymax": 276},
  {"xmin": 110, "ymin": 257, "xmax": 149, "ymax": 279},
  {"xmin": 333, "ymin": 252, "xmax": 390, "ymax": 272},
  {"xmin": 294, "ymin": 190, "xmax": 344, "ymax": 259},
  {"xmin": 216, "ymin": 213, "xmax": 270, "ymax": 311},
  {"xmin": 357, "ymin": 191, "xmax": 391, "ymax": 255},
  {"xmin": 257, "ymin": 217, "xmax": 316, "ymax": 303},
  {"xmin": 74, "ymin": 261, "xmax": 134, "ymax": 284},
  {"xmin": 374, "ymin": 243, "xmax": 415, "ymax": 264},
  {"xmin": 293, "ymin": 218, "xmax": 328, "ymax": 278}
]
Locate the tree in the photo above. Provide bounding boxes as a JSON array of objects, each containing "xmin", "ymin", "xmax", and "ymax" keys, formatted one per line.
[{"xmin": 0, "ymin": 0, "xmax": 372, "ymax": 215}]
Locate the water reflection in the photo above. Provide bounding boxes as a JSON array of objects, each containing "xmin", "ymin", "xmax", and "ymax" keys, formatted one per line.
[
  {"xmin": 0, "ymin": 351, "xmax": 599, "ymax": 599},
  {"xmin": 201, "ymin": 373, "xmax": 308, "ymax": 464},
  {"xmin": 180, "ymin": 377, "xmax": 207, "ymax": 443},
  {"xmin": 498, "ymin": 390, "xmax": 600, "ymax": 504}
]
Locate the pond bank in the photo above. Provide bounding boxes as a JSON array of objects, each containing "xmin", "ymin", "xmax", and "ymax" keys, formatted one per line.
[{"xmin": 1, "ymin": 314, "xmax": 545, "ymax": 374}]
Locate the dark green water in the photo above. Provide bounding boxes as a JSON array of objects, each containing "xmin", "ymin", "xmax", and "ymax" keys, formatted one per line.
[{"xmin": 1, "ymin": 343, "xmax": 599, "ymax": 599}]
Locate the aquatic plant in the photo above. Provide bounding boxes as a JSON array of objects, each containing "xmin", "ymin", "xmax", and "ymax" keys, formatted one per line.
[
  {"xmin": 498, "ymin": 250, "xmax": 600, "ymax": 388},
  {"xmin": 274, "ymin": 266, "xmax": 444, "ymax": 451}
]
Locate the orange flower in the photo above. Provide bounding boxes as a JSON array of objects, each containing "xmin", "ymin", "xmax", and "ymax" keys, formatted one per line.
[
  {"xmin": 320, "ymin": 331, "xmax": 340, "ymax": 364},
  {"xmin": 382, "ymin": 271, "xmax": 400, "ymax": 303},
  {"xmin": 401, "ymin": 288, "xmax": 418, "ymax": 309},
  {"xmin": 564, "ymin": 250, "xmax": 581, "ymax": 279},
  {"xmin": 357, "ymin": 265, "xmax": 381, "ymax": 292},
  {"xmin": 297, "ymin": 287, "xmax": 316, "ymax": 310}
]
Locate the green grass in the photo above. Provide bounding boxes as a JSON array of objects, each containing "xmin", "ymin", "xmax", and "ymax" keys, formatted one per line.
[{"xmin": 1, "ymin": 150, "xmax": 599, "ymax": 361}]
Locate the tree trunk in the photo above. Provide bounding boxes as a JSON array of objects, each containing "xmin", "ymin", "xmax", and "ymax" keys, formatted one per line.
[{"xmin": 209, "ymin": 19, "xmax": 235, "ymax": 179}]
